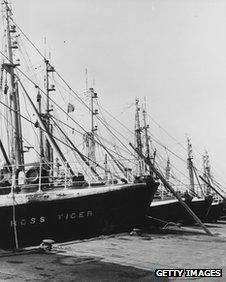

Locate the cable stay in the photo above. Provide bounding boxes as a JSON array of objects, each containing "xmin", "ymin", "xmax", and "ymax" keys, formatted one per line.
[
  {"xmin": 129, "ymin": 142, "xmax": 213, "ymax": 236},
  {"xmin": 17, "ymin": 77, "xmax": 75, "ymax": 176},
  {"xmin": 0, "ymin": 138, "xmax": 12, "ymax": 172},
  {"xmin": 51, "ymin": 117, "xmax": 102, "ymax": 181},
  {"xmin": 199, "ymin": 176, "xmax": 226, "ymax": 202},
  {"xmin": 0, "ymin": 17, "xmax": 136, "ymax": 157},
  {"xmin": 0, "ymin": 97, "xmax": 131, "ymax": 181},
  {"xmin": 1, "ymin": 16, "xmax": 226, "ymax": 191},
  {"xmin": 95, "ymin": 135, "xmax": 129, "ymax": 182},
  {"xmin": 0, "ymin": 46, "xmax": 197, "ymax": 186}
]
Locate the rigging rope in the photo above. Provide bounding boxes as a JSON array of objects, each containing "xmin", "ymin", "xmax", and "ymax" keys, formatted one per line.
[
  {"xmin": 0, "ymin": 99, "xmax": 122, "ymax": 179},
  {"xmin": 1, "ymin": 18, "xmax": 136, "ymax": 157},
  {"xmin": 2, "ymin": 14, "xmax": 226, "ymax": 187}
]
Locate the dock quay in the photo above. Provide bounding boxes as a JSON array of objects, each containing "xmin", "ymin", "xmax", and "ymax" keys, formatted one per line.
[{"xmin": 0, "ymin": 221, "xmax": 225, "ymax": 281}]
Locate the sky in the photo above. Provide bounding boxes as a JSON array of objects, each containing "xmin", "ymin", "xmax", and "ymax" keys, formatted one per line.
[{"xmin": 1, "ymin": 0, "xmax": 226, "ymax": 185}]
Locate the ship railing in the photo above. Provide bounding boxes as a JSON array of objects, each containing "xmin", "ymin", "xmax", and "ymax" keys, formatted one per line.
[
  {"xmin": 185, "ymin": 184, "xmax": 210, "ymax": 198},
  {"xmin": 0, "ymin": 161, "xmax": 124, "ymax": 195},
  {"xmin": 156, "ymin": 183, "xmax": 209, "ymax": 200}
]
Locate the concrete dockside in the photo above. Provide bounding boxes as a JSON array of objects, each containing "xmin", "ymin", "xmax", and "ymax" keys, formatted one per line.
[{"xmin": 0, "ymin": 222, "xmax": 225, "ymax": 281}]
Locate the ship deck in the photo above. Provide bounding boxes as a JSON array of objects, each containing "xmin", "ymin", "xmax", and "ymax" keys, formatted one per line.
[
  {"xmin": 0, "ymin": 221, "xmax": 225, "ymax": 281},
  {"xmin": 0, "ymin": 182, "xmax": 146, "ymax": 206},
  {"xmin": 151, "ymin": 197, "xmax": 208, "ymax": 207}
]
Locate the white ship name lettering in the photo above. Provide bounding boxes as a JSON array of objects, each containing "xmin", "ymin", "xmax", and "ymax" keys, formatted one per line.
[
  {"xmin": 9, "ymin": 210, "xmax": 93, "ymax": 227},
  {"xmin": 57, "ymin": 210, "xmax": 93, "ymax": 221},
  {"xmin": 10, "ymin": 216, "xmax": 46, "ymax": 227}
]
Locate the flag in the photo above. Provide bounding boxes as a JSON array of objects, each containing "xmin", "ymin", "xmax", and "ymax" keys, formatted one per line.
[{"xmin": 67, "ymin": 103, "xmax": 75, "ymax": 113}]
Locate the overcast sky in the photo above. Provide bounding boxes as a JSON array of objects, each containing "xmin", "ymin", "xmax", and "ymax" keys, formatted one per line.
[{"xmin": 3, "ymin": 0, "xmax": 226, "ymax": 185}]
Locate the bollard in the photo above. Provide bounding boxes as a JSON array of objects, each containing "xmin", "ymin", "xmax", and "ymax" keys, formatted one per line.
[{"xmin": 40, "ymin": 239, "xmax": 55, "ymax": 252}]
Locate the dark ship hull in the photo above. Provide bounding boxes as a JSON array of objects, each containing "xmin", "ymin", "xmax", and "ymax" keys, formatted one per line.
[
  {"xmin": 204, "ymin": 201, "xmax": 225, "ymax": 222},
  {"xmin": 186, "ymin": 196, "xmax": 213, "ymax": 223},
  {"xmin": 222, "ymin": 203, "xmax": 226, "ymax": 219},
  {"xmin": 0, "ymin": 180, "xmax": 158, "ymax": 249},
  {"xmin": 148, "ymin": 196, "xmax": 213, "ymax": 226}
]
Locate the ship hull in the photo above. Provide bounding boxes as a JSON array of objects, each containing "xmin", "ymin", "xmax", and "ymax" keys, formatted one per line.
[
  {"xmin": 222, "ymin": 204, "xmax": 226, "ymax": 220},
  {"xmin": 204, "ymin": 201, "xmax": 225, "ymax": 222},
  {"xmin": 148, "ymin": 197, "xmax": 213, "ymax": 226},
  {"xmin": 0, "ymin": 181, "xmax": 157, "ymax": 249},
  {"xmin": 186, "ymin": 197, "xmax": 213, "ymax": 223}
]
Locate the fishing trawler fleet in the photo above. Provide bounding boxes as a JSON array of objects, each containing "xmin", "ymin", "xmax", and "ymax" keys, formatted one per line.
[
  {"xmin": 132, "ymin": 99, "xmax": 225, "ymax": 227},
  {"xmin": 0, "ymin": 1, "xmax": 225, "ymax": 250}
]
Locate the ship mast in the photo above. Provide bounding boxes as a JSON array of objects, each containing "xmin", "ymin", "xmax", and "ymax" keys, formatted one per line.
[
  {"xmin": 36, "ymin": 88, "xmax": 44, "ymax": 161},
  {"xmin": 3, "ymin": 1, "xmax": 24, "ymax": 172},
  {"xmin": 165, "ymin": 157, "xmax": 171, "ymax": 183},
  {"xmin": 187, "ymin": 137, "xmax": 195, "ymax": 194},
  {"xmin": 104, "ymin": 154, "xmax": 109, "ymax": 181},
  {"xmin": 91, "ymin": 87, "xmax": 98, "ymax": 168},
  {"xmin": 134, "ymin": 98, "xmax": 143, "ymax": 175},
  {"xmin": 142, "ymin": 103, "xmax": 150, "ymax": 172},
  {"xmin": 44, "ymin": 59, "xmax": 55, "ymax": 169},
  {"xmin": 18, "ymin": 80, "xmax": 75, "ymax": 176},
  {"xmin": 202, "ymin": 151, "xmax": 211, "ymax": 194},
  {"xmin": 84, "ymin": 87, "xmax": 98, "ymax": 172}
]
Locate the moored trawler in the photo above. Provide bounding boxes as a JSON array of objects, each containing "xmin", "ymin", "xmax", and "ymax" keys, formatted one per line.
[
  {"xmin": 0, "ymin": 168, "xmax": 158, "ymax": 249},
  {"xmin": 0, "ymin": 1, "xmax": 159, "ymax": 249},
  {"xmin": 148, "ymin": 195, "xmax": 213, "ymax": 226},
  {"xmin": 205, "ymin": 199, "xmax": 225, "ymax": 222}
]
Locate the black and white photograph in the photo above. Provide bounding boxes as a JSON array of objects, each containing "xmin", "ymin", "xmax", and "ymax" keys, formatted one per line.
[{"xmin": 0, "ymin": 0, "xmax": 225, "ymax": 281}]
